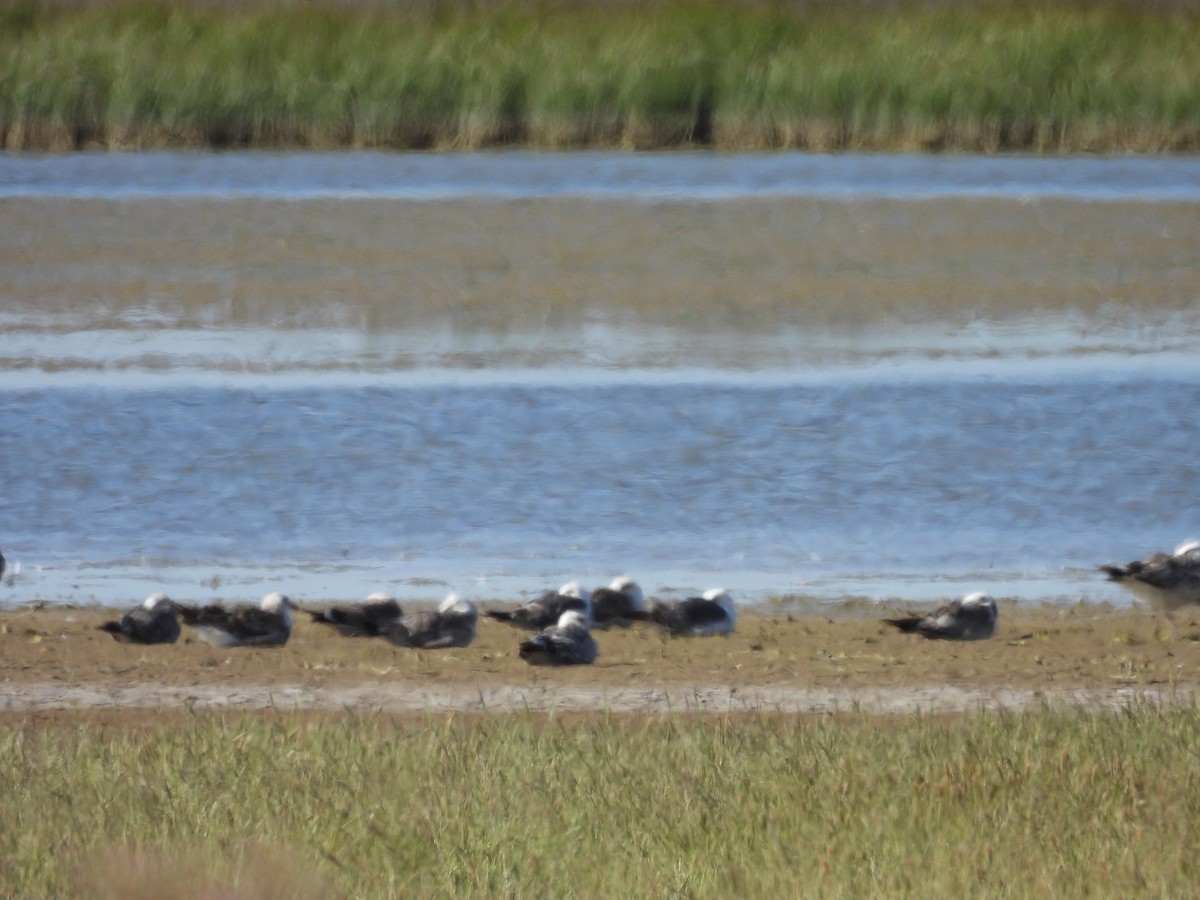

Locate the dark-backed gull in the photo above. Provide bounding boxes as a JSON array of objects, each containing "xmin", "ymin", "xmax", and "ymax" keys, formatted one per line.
[
  {"xmin": 589, "ymin": 576, "xmax": 645, "ymax": 629},
  {"xmin": 383, "ymin": 593, "xmax": 478, "ymax": 649},
  {"xmin": 176, "ymin": 591, "xmax": 297, "ymax": 647},
  {"xmin": 1100, "ymin": 540, "xmax": 1200, "ymax": 638},
  {"xmin": 486, "ymin": 581, "xmax": 591, "ymax": 630},
  {"xmin": 637, "ymin": 588, "xmax": 736, "ymax": 637},
  {"xmin": 304, "ymin": 592, "xmax": 402, "ymax": 637},
  {"xmin": 518, "ymin": 610, "xmax": 598, "ymax": 666},
  {"xmin": 97, "ymin": 593, "xmax": 181, "ymax": 645},
  {"xmin": 883, "ymin": 591, "xmax": 998, "ymax": 641}
]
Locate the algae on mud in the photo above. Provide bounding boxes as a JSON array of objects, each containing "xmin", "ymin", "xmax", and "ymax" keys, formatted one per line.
[{"xmin": 2, "ymin": 0, "xmax": 1199, "ymax": 152}]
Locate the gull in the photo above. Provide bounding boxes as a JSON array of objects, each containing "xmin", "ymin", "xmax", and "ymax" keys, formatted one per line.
[
  {"xmin": 97, "ymin": 593, "xmax": 181, "ymax": 645},
  {"xmin": 518, "ymin": 610, "xmax": 598, "ymax": 666},
  {"xmin": 486, "ymin": 581, "xmax": 591, "ymax": 630},
  {"xmin": 382, "ymin": 593, "xmax": 478, "ymax": 649},
  {"xmin": 1100, "ymin": 539, "xmax": 1200, "ymax": 639},
  {"xmin": 176, "ymin": 591, "xmax": 297, "ymax": 648},
  {"xmin": 304, "ymin": 592, "xmax": 402, "ymax": 637},
  {"xmin": 883, "ymin": 592, "xmax": 998, "ymax": 641},
  {"xmin": 589, "ymin": 576, "xmax": 645, "ymax": 629},
  {"xmin": 636, "ymin": 588, "xmax": 736, "ymax": 637}
]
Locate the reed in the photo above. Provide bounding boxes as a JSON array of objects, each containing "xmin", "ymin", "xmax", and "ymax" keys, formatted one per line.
[
  {"xmin": 3, "ymin": 705, "xmax": 1200, "ymax": 896},
  {"xmin": 1, "ymin": 1, "xmax": 1198, "ymax": 151}
]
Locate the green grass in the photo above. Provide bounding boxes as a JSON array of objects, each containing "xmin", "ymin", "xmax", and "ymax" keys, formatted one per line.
[
  {"xmin": 1, "ymin": 1, "xmax": 1198, "ymax": 151},
  {"xmin": 4, "ymin": 706, "xmax": 1200, "ymax": 896}
]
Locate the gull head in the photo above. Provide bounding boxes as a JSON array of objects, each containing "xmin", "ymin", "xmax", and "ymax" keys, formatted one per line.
[
  {"xmin": 960, "ymin": 591, "xmax": 996, "ymax": 610},
  {"xmin": 260, "ymin": 592, "xmax": 295, "ymax": 614},
  {"xmin": 610, "ymin": 576, "xmax": 645, "ymax": 611},
  {"xmin": 557, "ymin": 610, "xmax": 589, "ymax": 631},
  {"xmin": 143, "ymin": 593, "xmax": 173, "ymax": 611},
  {"xmin": 439, "ymin": 592, "xmax": 478, "ymax": 620},
  {"xmin": 703, "ymin": 588, "xmax": 736, "ymax": 618},
  {"xmin": 559, "ymin": 581, "xmax": 591, "ymax": 603},
  {"xmin": 559, "ymin": 581, "xmax": 593, "ymax": 621}
]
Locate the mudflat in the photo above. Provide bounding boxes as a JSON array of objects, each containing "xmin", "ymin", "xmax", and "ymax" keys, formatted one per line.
[
  {"xmin": 5, "ymin": 197, "xmax": 1195, "ymax": 331},
  {"xmin": 2, "ymin": 603, "xmax": 1197, "ymax": 718}
]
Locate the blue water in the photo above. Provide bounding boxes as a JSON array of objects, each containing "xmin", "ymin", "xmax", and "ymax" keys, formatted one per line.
[
  {"xmin": 2, "ymin": 367, "xmax": 1197, "ymax": 609},
  {"xmin": 3, "ymin": 150, "xmax": 1200, "ymax": 201},
  {"xmin": 2, "ymin": 150, "xmax": 1197, "ymax": 610}
]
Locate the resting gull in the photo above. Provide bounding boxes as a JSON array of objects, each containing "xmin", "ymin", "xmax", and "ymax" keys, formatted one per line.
[
  {"xmin": 883, "ymin": 591, "xmax": 998, "ymax": 641},
  {"xmin": 636, "ymin": 588, "xmax": 737, "ymax": 637},
  {"xmin": 383, "ymin": 593, "xmax": 478, "ymax": 649},
  {"xmin": 486, "ymin": 581, "xmax": 591, "ymax": 630},
  {"xmin": 1100, "ymin": 539, "xmax": 1200, "ymax": 639},
  {"xmin": 518, "ymin": 610, "xmax": 598, "ymax": 666},
  {"xmin": 176, "ymin": 591, "xmax": 297, "ymax": 648},
  {"xmin": 97, "ymin": 593, "xmax": 181, "ymax": 645},
  {"xmin": 589, "ymin": 576, "xmax": 646, "ymax": 629},
  {"xmin": 304, "ymin": 592, "xmax": 402, "ymax": 637}
]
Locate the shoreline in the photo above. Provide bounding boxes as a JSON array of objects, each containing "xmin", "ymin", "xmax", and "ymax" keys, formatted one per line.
[{"xmin": 3, "ymin": 605, "xmax": 1197, "ymax": 715}]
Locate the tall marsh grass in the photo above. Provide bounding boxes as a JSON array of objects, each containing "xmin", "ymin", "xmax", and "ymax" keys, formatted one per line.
[
  {"xmin": 1, "ymin": 1, "xmax": 1198, "ymax": 151},
  {"xmin": 3, "ymin": 706, "xmax": 1200, "ymax": 896}
]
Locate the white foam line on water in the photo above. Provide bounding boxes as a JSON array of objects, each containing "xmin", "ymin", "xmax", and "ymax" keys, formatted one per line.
[
  {"xmin": 0, "ymin": 555, "xmax": 1135, "ymax": 612},
  {"xmin": 12, "ymin": 187, "xmax": 1200, "ymax": 203},
  {"xmin": 2, "ymin": 352, "xmax": 1198, "ymax": 392}
]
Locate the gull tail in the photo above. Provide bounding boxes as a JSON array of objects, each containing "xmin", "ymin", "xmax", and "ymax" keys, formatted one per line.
[
  {"xmin": 1098, "ymin": 564, "xmax": 1132, "ymax": 581},
  {"xmin": 97, "ymin": 622, "xmax": 126, "ymax": 639},
  {"xmin": 173, "ymin": 603, "xmax": 204, "ymax": 624}
]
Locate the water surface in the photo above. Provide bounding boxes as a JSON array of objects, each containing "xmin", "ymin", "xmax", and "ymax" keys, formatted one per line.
[
  {"xmin": 1, "ymin": 152, "xmax": 1196, "ymax": 611},
  {"xmin": 4, "ymin": 150, "xmax": 1200, "ymax": 201}
]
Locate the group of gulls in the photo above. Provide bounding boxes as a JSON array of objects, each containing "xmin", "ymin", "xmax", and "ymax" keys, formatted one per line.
[
  {"xmin": 878, "ymin": 539, "xmax": 1200, "ymax": 642},
  {"xmin": 12, "ymin": 538, "xmax": 1200, "ymax": 659},
  {"xmin": 94, "ymin": 577, "xmax": 738, "ymax": 665}
]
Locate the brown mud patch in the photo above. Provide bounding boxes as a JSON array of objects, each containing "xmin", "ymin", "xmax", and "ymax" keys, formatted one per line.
[
  {"xmin": 5, "ymin": 197, "xmax": 1195, "ymax": 334},
  {"xmin": 3, "ymin": 605, "xmax": 1198, "ymax": 719}
]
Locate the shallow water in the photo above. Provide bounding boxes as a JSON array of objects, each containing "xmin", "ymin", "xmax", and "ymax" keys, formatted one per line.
[
  {"xmin": 3, "ymin": 369, "xmax": 1198, "ymax": 607},
  {"xmin": 4, "ymin": 150, "xmax": 1200, "ymax": 201},
  {"xmin": 1, "ymin": 152, "xmax": 1196, "ymax": 610}
]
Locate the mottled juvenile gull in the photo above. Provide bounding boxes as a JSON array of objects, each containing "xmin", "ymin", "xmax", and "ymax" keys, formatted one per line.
[
  {"xmin": 97, "ymin": 593, "xmax": 180, "ymax": 645},
  {"xmin": 636, "ymin": 588, "xmax": 737, "ymax": 637},
  {"xmin": 176, "ymin": 591, "xmax": 297, "ymax": 648},
  {"xmin": 383, "ymin": 593, "xmax": 478, "ymax": 649},
  {"xmin": 518, "ymin": 610, "xmax": 598, "ymax": 666},
  {"xmin": 486, "ymin": 581, "xmax": 591, "ymax": 630},
  {"xmin": 883, "ymin": 591, "xmax": 998, "ymax": 641},
  {"xmin": 303, "ymin": 592, "xmax": 402, "ymax": 637},
  {"xmin": 1100, "ymin": 540, "xmax": 1200, "ymax": 639},
  {"xmin": 590, "ymin": 576, "xmax": 645, "ymax": 629}
]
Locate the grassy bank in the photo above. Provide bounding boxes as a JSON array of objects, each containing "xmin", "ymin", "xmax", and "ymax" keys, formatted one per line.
[
  {"xmin": 1, "ymin": 1, "xmax": 1198, "ymax": 152},
  {"xmin": 4, "ymin": 707, "xmax": 1200, "ymax": 896}
]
